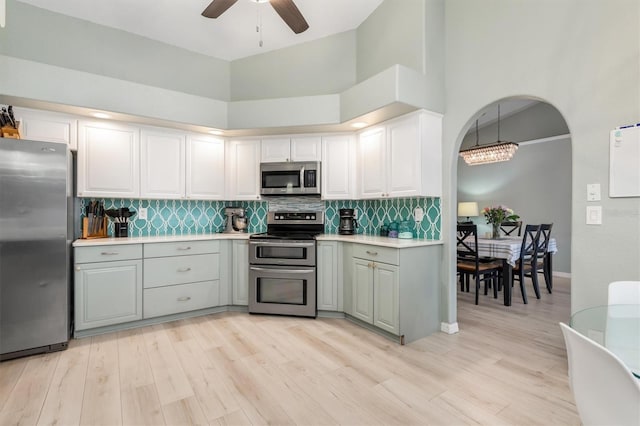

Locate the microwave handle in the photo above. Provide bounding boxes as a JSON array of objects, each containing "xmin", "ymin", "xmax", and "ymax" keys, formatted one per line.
[
  {"xmin": 250, "ymin": 266, "xmax": 315, "ymax": 275},
  {"xmin": 300, "ymin": 165, "xmax": 305, "ymax": 188}
]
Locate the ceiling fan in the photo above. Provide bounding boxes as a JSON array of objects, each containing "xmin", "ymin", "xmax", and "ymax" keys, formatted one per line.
[{"xmin": 202, "ymin": 0, "xmax": 309, "ymax": 34}]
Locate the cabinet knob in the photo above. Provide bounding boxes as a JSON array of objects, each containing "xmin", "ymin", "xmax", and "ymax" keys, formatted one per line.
[
  {"xmin": 101, "ymin": 252, "xmax": 119, "ymax": 256},
  {"xmin": 177, "ymin": 267, "xmax": 192, "ymax": 272},
  {"xmin": 177, "ymin": 296, "xmax": 191, "ymax": 302},
  {"xmin": 76, "ymin": 267, "xmax": 81, "ymax": 271},
  {"xmin": 176, "ymin": 246, "xmax": 191, "ymax": 251},
  {"xmin": 366, "ymin": 250, "xmax": 378, "ymax": 256}
]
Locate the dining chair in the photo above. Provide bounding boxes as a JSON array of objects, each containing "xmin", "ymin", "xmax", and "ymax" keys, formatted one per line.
[
  {"xmin": 500, "ymin": 220, "xmax": 522, "ymax": 236},
  {"xmin": 456, "ymin": 224, "xmax": 503, "ymax": 304},
  {"xmin": 534, "ymin": 223, "xmax": 553, "ymax": 293},
  {"xmin": 608, "ymin": 281, "xmax": 640, "ymax": 305},
  {"xmin": 511, "ymin": 224, "xmax": 541, "ymax": 304},
  {"xmin": 559, "ymin": 322, "xmax": 640, "ymax": 426}
]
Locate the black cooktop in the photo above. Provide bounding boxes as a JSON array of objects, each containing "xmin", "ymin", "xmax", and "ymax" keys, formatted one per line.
[{"xmin": 250, "ymin": 210, "xmax": 324, "ymax": 240}]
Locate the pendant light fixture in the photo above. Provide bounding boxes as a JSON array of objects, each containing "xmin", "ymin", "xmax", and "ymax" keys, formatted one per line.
[{"xmin": 459, "ymin": 104, "xmax": 519, "ymax": 166}]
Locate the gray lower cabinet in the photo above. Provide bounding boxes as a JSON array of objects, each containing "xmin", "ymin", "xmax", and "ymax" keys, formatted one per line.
[
  {"xmin": 74, "ymin": 244, "xmax": 143, "ymax": 331},
  {"xmin": 346, "ymin": 242, "xmax": 441, "ymax": 344},
  {"xmin": 317, "ymin": 241, "xmax": 342, "ymax": 311},
  {"xmin": 143, "ymin": 240, "xmax": 221, "ymax": 318},
  {"xmin": 232, "ymin": 240, "xmax": 248, "ymax": 305}
]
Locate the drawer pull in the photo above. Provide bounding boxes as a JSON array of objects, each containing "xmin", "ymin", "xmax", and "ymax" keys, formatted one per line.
[
  {"xmin": 366, "ymin": 250, "xmax": 378, "ymax": 256},
  {"xmin": 101, "ymin": 252, "xmax": 119, "ymax": 256},
  {"xmin": 177, "ymin": 296, "xmax": 191, "ymax": 302},
  {"xmin": 176, "ymin": 246, "xmax": 192, "ymax": 251},
  {"xmin": 177, "ymin": 267, "xmax": 192, "ymax": 272}
]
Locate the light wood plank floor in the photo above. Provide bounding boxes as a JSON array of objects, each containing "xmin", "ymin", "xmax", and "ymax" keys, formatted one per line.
[{"xmin": 0, "ymin": 277, "xmax": 578, "ymax": 425}]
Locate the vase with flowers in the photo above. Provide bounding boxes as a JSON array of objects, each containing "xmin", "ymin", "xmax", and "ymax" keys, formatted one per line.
[{"xmin": 482, "ymin": 205, "xmax": 520, "ymax": 239}]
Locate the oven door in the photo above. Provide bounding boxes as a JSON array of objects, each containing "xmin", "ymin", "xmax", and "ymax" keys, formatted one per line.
[
  {"xmin": 249, "ymin": 265, "xmax": 316, "ymax": 317},
  {"xmin": 249, "ymin": 239, "xmax": 316, "ymax": 266}
]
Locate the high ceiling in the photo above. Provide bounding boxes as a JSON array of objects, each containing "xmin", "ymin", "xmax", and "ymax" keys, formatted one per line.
[{"xmin": 16, "ymin": 0, "xmax": 384, "ymax": 61}]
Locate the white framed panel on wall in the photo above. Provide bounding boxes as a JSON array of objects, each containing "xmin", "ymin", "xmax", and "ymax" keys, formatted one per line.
[{"xmin": 610, "ymin": 126, "xmax": 640, "ymax": 197}]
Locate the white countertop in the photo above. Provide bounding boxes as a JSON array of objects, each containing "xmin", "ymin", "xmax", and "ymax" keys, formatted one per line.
[
  {"xmin": 316, "ymin": 234, "xmax": 442, "ymax": 248},
  {"xmin": 73, "ymin": 233, "xmax": 442, "ymax": 248},
  {"xmin": 73, "ymin": 233, "xmax": 250, "ymax": 247}
]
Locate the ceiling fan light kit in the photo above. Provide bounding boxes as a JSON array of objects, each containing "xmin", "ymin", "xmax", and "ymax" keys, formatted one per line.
[
  {"xmin": 460, "ymin": 104, "xmax": 519, "ymax": 166},
  {"xmin": 202, "ymin": 0, "xmax": 309, "ymax": 34}
]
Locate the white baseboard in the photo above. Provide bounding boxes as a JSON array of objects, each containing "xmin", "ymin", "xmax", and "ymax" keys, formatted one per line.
[
  {"xmin": 553, "ymin": 271, "xmax": 571, "ymax": 278},
  {"xmin": 440, "ymin": 322, "xmax": 459, "ymax": 334}
]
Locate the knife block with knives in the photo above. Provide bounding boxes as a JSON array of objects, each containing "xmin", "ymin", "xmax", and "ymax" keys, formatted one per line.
[
  {"xmin": 0, "ymin": 105, "xmax": 21, "ymax": 139},
  {"xmin": 82, "ymin": 200, "xmax": 108, "ymax": 239}
]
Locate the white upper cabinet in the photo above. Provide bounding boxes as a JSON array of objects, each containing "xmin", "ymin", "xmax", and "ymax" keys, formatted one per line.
[
  {"xmin": 77, "ymin": 121, "xmax": 140, "ymax": 198},
  {"xmin": 15, "ymin": 108, "xmax": 78, "ymax": 150},
  {"xmin": 261, "ymin": 136, "xmax": 321, "ymax": 162},
  {"xmin": 186, "ymin": 135, "xmax": 226, "ymax": 200},
  {"xmin": 321, "ymin": 134, "xmax": 356, "ymax": 200},
  {"xmin": 140, "ymin": 129, "xmax": 185, "ymax": 199},
  {"xmin": 227, "ymin": 139, "xmax": 261, "ymax": 200},
  {"xmin": 357, "ymin": 110, "xmax": 442, "ymax": 199},
  {"xmin": 358, "ymin": 126, "xmax": 387, "ymax": 198}
]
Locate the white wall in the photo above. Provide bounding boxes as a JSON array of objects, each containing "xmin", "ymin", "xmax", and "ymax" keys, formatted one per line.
[{"xmin": 443, "ymin": 0, "xmax": 640, "ymax": 323}]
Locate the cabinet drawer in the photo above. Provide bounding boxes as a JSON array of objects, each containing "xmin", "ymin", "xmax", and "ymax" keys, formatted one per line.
[
  {"xmin": 144, "ymin": 253, "xmax": 219, "ymax": 288},
  {"xmin": 143, "ymin": 280, "xmax": 220, "ymax": 318},
  {"xmin": 75, "ymin": 244, "xmax": 143, "ymax": 263},
  {"xmin": 144, "ymin": 240, "xmax": 219, "ymax": 257},
  {"xmin": 353, "ymin": 244, "xmax": 398, "ymax": 265}
]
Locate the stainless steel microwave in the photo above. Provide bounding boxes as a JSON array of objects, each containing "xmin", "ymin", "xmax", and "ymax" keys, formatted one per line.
[{"xmin": 260, "ymin": 161, "xmax": 321, "ymax": 196}]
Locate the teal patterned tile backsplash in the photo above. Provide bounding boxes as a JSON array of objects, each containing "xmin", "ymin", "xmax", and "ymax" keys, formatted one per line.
[
  {"xmin": 324, "ymin": 197, "xmax": 441, "ymax": 240},
  {"xmin": 80, "ymin": 196, "xmax": 441, "ymax": 240},
  {"xmin": 79, "ymin": 199, "xmax": 268, "ymax": 237}
]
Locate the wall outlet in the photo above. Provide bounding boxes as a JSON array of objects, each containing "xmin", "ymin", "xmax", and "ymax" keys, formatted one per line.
[
  {"xmin": 139, "ymin": 207, "xmax": 148, "ymax": 220},
  {"xmin": 414, "ymin": 207, "xmax": 424, "ymax": 223}
]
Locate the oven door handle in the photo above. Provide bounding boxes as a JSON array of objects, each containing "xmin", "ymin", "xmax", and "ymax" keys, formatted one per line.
[
  {"xmin": 249, "ymin": 241, "xmax": 315, "ymax": 248},
  {"xmin": 250, "ymin": 266, "xmax": 315, "ymax": 274}
]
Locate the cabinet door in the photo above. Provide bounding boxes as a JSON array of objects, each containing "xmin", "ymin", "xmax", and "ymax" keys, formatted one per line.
[
  {"xmin": 140, "ymin": 129, "xmax": 185, "ymax": 199},
  {"xmin": 387, "ymin": 115, "xmax": 422, "ymax": 197},
  {"xmin": 373, "ymin": 262, "xmax": 400, "ymax": 335},
  {"xmin": 74, "ymin": 259, "xmax": 142, "ymax": 331},
  {"xmin": 77, "ymin": 121, "xmax": 140, "ymax": 198},
  {"xmin": 291, "ymin": 136, "xmax": 321, "ymax": 161},
  {"xmin": 322, "ymin": 135, "xmax": 354, "ymax": 200},
  {"xmin": 186, "ymin": 135, "xmax": 225, "ymax": 200},
  {"xmin": 317, "ymin": 241, "xmax": 340, "ymax": 311},
  {"xmin": 261, "ymin": 138, "xmax": 291, "ymax": 162},
  {"xmin": 358, "ymin": 126, "xmax": 387, "ymax": 199},
  {"xmin": 232, "ymin": 240, "xmax": 249, "ymax": 305},
  {"xmin": 352, "ymin": 258, "xmax": 374, "ymax": 324},
  {"xmin": 17, "ymin": 108, "xmax": 78, "ymax": 150},
  {"xmin": 227, "ymin": 139, "xmax": 261, "ymax": 200}
]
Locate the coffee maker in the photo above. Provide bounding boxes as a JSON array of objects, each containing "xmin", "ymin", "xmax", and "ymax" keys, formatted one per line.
[
  {"xmin": 338, "ymin": 208, "xmax": 358, "ymax": 235},
  {"xmin": 223, "ymin": 206, "xmax": 248, "ymax": 234}
]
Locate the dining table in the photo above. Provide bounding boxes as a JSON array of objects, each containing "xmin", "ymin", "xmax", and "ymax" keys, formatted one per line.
[
  {"xmin": 474, "ymin": 235, "xmax": 558, "ymax": 306},
  {"xmin": 570, "ymin": 304, "xmax": 640, "ymax": 378}
]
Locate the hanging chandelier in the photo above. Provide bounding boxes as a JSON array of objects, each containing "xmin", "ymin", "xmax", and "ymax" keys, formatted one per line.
[{"xmin": 459, "ymin": 104, "xmax": 518, "ymax": 166}]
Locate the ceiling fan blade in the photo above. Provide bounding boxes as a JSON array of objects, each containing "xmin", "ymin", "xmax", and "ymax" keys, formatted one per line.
[
  {"xmin": 270, "ymin": 0, "xmax": 309, "ymax": 34},
  {"xmin": 202, "ymin": 0, "xmax": 238, "ymax": 18}
]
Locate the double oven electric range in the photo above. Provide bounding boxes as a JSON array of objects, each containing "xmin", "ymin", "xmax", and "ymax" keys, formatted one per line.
[{"xmin": 248, "ymin": 211, "xmax": 324, "ymax": 318}]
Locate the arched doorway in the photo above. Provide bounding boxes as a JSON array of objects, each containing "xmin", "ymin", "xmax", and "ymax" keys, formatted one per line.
[{"xmin": 451, "ymin": 96, "xmax": 572, "ymax": 323}]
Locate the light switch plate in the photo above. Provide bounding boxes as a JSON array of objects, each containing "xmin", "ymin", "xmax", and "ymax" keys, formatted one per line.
[
  {"xmin": 139, "ymin": 207, "xmax": 148, "ymax": 220},
  {"xmin": 587, "ymin": 183, "xmax": 601, "ymax": 201},
  {"xmin": 586, "ymin": 205, "xmax": 602, "ymax": 225}
]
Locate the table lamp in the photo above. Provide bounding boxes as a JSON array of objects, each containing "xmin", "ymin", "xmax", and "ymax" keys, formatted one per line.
[{"xmin": 458, "ymin": 202, "xmax": 479, "ymax": 223}]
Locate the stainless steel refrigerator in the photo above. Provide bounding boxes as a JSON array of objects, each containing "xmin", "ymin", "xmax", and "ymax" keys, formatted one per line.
[{"xmin": 0, "ymin": 139, "xmax": 72, "ymax": 360}]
